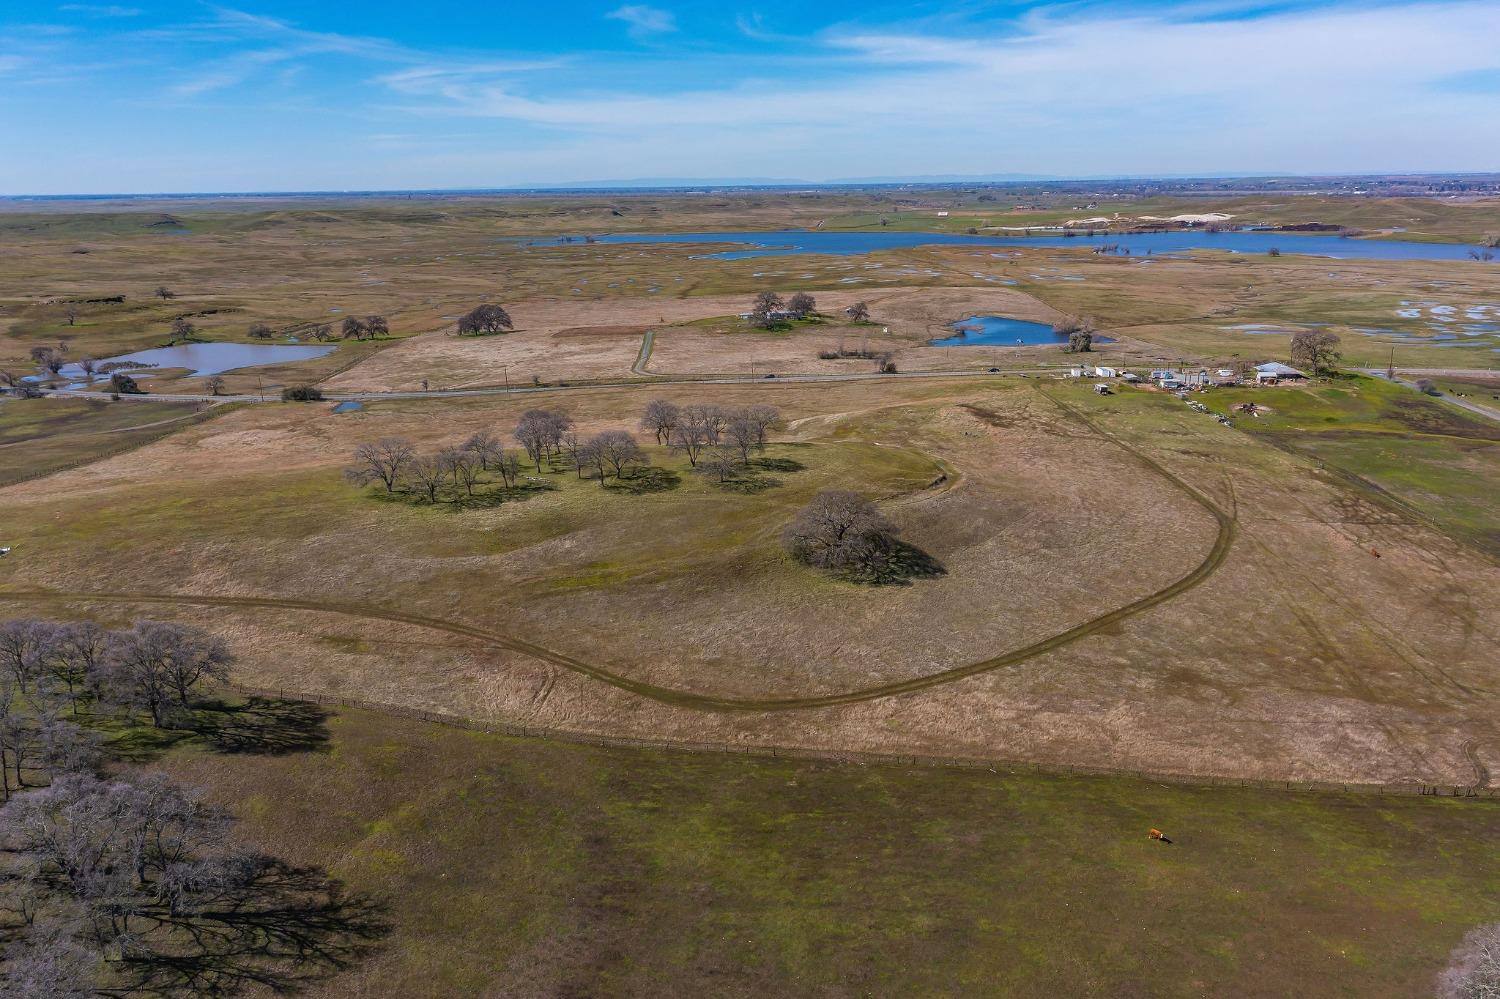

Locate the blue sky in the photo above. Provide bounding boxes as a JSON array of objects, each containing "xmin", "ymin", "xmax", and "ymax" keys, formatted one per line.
[{"xmin": 1, "ymin": 1, "xmax": 1498, "ymax": 194}]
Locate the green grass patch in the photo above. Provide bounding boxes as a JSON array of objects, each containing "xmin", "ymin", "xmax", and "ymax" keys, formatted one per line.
[{"xmin": 148, "ymin": 703, "xmax": 1500, "ymax": 998}]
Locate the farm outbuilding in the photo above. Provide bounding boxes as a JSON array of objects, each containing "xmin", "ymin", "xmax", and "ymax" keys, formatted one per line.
[{"xmin": 1254, "ymin": 362, "xmax": 1307, "ymax": 384}]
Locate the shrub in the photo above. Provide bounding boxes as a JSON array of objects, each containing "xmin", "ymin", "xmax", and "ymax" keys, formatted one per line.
[
  {"xmin": 109, "ymin": 373, "xmax": 142, "ymax": 394},
  {"xmin": 281, "ymin": 385, "xmax": 324, "ymax": 402}
]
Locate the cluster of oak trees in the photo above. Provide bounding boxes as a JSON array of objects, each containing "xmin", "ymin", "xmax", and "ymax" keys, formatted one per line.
[
  {"xmin": 0, "ymin": 617, "xmax": 381, "ymax": 996},
  {"xmin": 1, "ymin": 619, "xmax": 232, "ymax": 769},
  {"xmin": 747, "ymin": 291, "xmax": 816, "ymax": 329},
  {"xmin": 456, "ymin": 303, "xmax": 514, "ymax": 336},
  {"xmin": 246, "ymin": 315, "xmax": 388, "ymax": 343},
  {"xmin": 638, "ymin": 399, "xmax": 781, "ymax": 482},
  {"xmin": 347, "ymin": 400, "xmax": 786, "ymax": 503}
]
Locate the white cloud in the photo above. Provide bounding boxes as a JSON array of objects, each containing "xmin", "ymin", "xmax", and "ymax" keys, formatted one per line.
[
  {"xmin": 380, "ymin": 0, "xmax": 1500, "ymax": 177},
  {"xmin": 605, "ymin": 5, "xmax": 677, "ymax": 38},
  {"xmin": 60, "ymin": 4, "xmax": 143, "ymax": 16}
]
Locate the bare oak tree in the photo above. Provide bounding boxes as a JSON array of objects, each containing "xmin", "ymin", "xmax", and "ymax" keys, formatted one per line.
[
  {"xmin": 103, "ymin": 621, "xmax": 233, "ymax": 727},
  {"xmin": 787, "ymin": 292, "xmax": 816, "ymax": 317},
  {"xmin": 640, "ymin": 399, "xmax": 680, "ymax": 445},
  {"xmin": 441, "ymin": 447, "xmax": 483, "ymax": 498},
  {"xmin": 463, "ymin": 429, "xmax": 504, "ymax": 470},
  {"xmin": 782, "ymin": 490, "xmax": 899, "ymax": 573},
  {"xmin": 846, "ymin": 301, "xmax": 870, "ymax": 322},
  {"xmin": 668, "ymin": 418, "xmax": 708, "ymax": 466},
  {"xmin": 345, "ymin": 437, "xmax": 416, "ymax": 494},
  {"xmin": 1290, "ymin": 330, "xmax": 1342, "ymax": 377},
  {"xmin": 750, "ymin": 290, "xmax": 783, "ymax": 328},
  {"xmin": 401, "ymin": 454, "xmax": 449, "ymax": 503},
  {"xmin": 595, "ymin": 430, "xmax": 645, "ymax": 482},
  {"xmin": 0, "ymin": 619, "xmax": 54, "ymax": 695},
  {"xmin": 1438, "ymin": 922, "xmax": 1500, "ymax": 999},
  {"xmin": 696, "ymin": 445, "xmax": 741, "ymax": 483}
]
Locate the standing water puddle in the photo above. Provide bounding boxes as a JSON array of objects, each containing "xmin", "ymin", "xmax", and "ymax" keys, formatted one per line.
[{"xmin": 932, "ymin": 316, "xmax": 1115, "ymax": 347}]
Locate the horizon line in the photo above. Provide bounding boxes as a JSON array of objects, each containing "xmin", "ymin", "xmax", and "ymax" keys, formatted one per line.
[{"xmin": 6, "ymin": 171, "xmax": 1500, "ymax": 202}]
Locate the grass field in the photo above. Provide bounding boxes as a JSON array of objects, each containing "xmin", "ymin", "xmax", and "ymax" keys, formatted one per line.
[
  {"xmin": 3, "ymin": 376, "xmax": 1495, "ymax": 786},
  {"xmin": 0, "ymin": 395, "xmax": 211, "ymax": 485},
  {"xmin": 3, "ymin": 191, "xmax": 1499, "ymax": 996},
  {"xmin": 1199, "ymin": 376, "xmax": 1500, "ymax": 555},
  {"xmin": 5, "ymin": 195, "xmax": 1500, "ymax": 384},
  {"xmin": 140, "ymin": 701, "xmax": 1500, "ymax": 998}
]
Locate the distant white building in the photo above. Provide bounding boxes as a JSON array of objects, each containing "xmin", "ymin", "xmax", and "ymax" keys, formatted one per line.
[{"xmin": 1092, "ymin": 365, "xmax": 1118, "ymax": 378}]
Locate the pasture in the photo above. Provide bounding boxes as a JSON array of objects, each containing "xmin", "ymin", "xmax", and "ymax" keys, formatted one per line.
[
  {"xmin": 3, "ymin": 191, "xmax": 1499, "ymax": 997},
  {"xmin": 147, "ymin": 702, "xmax": 1500, "ymax": 998}
]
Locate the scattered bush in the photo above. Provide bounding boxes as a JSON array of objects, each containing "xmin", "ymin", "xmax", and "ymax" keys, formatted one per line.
[
  {"xmin": 281, "ymin": 385, "xmax": 324, "ymax": 402},
  {"xmin": 109, "ymin": 373, "xmax": 142, "ymax": 394}
]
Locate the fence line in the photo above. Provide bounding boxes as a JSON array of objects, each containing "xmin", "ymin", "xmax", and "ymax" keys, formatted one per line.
[
  {"xmin": 231, "ymin": 684, "xmax": 1496, "ymax": 800},
  {"xmin": 1, "ymin": 402, "xmax": 236, "ymax": 489}
]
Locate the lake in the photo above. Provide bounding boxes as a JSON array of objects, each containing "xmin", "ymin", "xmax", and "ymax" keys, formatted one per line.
[
  {"xmin": 58, "ymin": 342, "xmax": 336, "ymax": 381},
  {"xmin": 932, "ymin": 315, "xmax": 1116, "ymax": 348},
  {"xmin": 522, "ymin": 229, "xmax": 1496, "ymax": 263}
]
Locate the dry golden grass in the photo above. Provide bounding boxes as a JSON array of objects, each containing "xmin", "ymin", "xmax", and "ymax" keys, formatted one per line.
[{"xmin": 3, "ymin": 376, "xmax": 1496, "ymax": 786}]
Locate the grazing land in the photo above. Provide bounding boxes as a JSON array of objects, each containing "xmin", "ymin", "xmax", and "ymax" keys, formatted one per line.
[
  {"xmin": 149, "ymin": 703, "xmax": 1500, "ymax": 999},
  {"xmin": 2, "ymin": 188, "xmax": 1498, "ymax": 997},
  {"xmin": 0, "ymin": 395, "xmax": 213, "ymax": 485}
]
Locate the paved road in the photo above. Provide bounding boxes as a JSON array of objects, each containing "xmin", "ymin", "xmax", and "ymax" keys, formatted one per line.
[
  {"xmin": 41, "ymin": 365, "xmax": 1043, "ymax": 406},
  {"xmin": 1357, "ymin": 369, "xmax": 1500, "ymax": 423}
]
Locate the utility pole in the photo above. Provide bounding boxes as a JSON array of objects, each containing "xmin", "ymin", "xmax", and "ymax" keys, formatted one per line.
[
  {"xmin": 502, "ymin": 364, "xmax": 509, "ymax": 390},
  {"xmin": 1386, "ymin": 346, "xmax": 1395, "ymax": 380},
  {"xmin": 257, "ymin": 375, "xmax": 264, "ymax": 402}
]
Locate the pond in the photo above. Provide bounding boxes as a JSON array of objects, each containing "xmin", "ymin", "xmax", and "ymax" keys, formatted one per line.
[
  {"xmin": 932, "ymin": 315, "xmax": 1116, "ymax": 348},
  {"xmin": 57, "ymin": 342, "xmax": 336, "ymax": 381},
  {"xmin": 520, "ymin": 229, "xmax": 1496, "ymax": 263}
]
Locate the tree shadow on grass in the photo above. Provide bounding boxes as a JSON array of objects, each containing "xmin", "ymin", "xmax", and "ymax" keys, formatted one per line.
[
  {"xmin": 605, "ymin": 466, "xmax": 681, "ymax": 495},
  {"xmin": 753, "ymin": 456, "xmax": 805, "ymax": 473},
  {"xmin": 713, "ymin": 474, "xmax": 783, "ymax": 494},
  {"xmin": 113, "ymin": 858, "xmax": 389, "ymax": 997},
  {"xmin": 842, "ymin": 538, "xmax": 948, "ymax": 587},
  {"xmin": 101, "ymin": 696, "xmax": 331, "ymax": 762},
  {"xmin": 450, "ymin": 480, "xmax": 557, "ymax": 509},
  {"xmin": 188, "ymin": 696, "xmax": 333, "ymax": 755}
]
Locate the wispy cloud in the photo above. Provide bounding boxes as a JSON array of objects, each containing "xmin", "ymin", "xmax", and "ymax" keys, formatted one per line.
[
  {"xmin": 734, "ymin": 12, "xmax": 792, "ymax": 42},
  {"xmin": 9, "ymin": 0, "xmax": 1500, "ymax": 192},
  {"xmin": 606, "ymin": 4, "xmax": 677, "ymax": 39},
  {"xmin": 60, "ymin": 4, "xmax": 143, "ymax": 16}
]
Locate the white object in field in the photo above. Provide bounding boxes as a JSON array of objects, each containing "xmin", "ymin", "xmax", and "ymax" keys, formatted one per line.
[{"xmin": 0, "ymin": 547, "xmax": 10, "ymax": 556}]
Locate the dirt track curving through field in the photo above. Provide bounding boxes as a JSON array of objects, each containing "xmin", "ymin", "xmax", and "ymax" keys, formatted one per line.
[{"xmin": 0, "ymin": 387, "xmax": 1235, "ymax": 712}]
